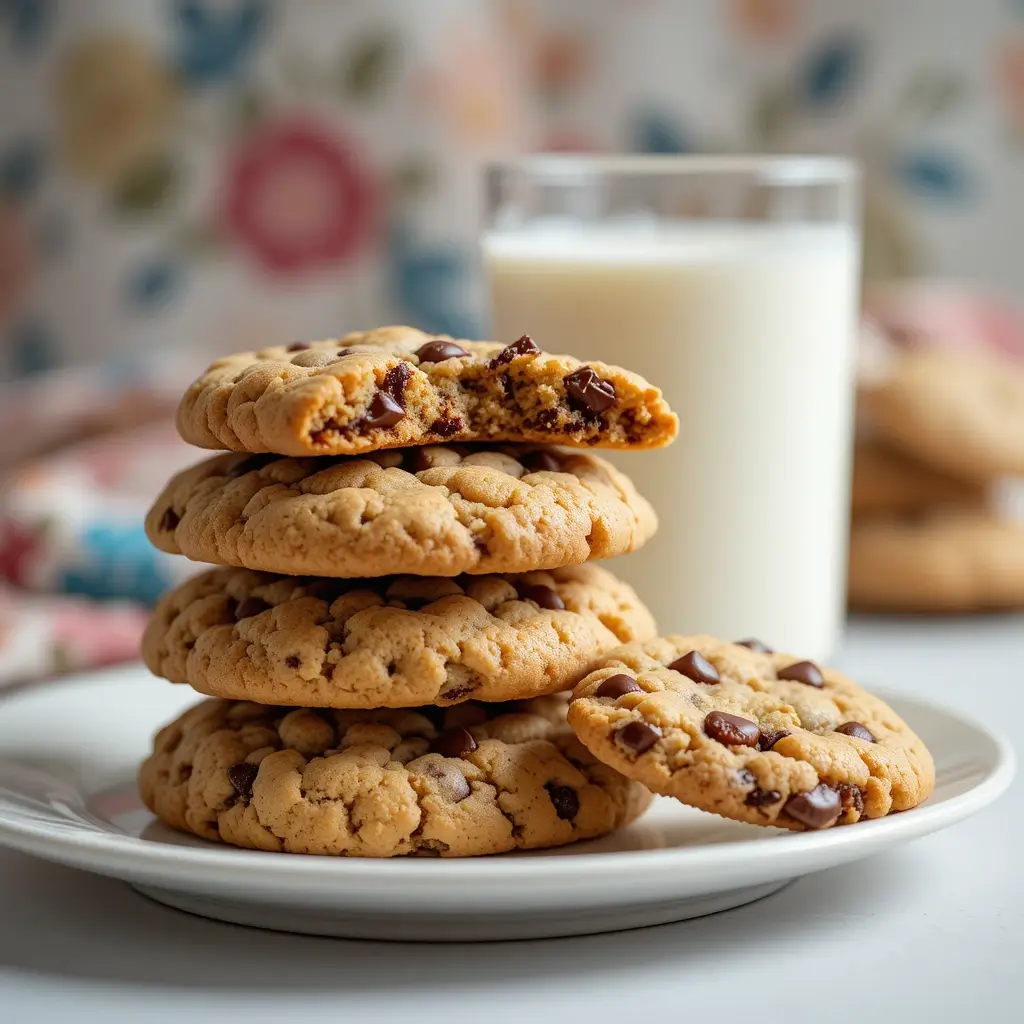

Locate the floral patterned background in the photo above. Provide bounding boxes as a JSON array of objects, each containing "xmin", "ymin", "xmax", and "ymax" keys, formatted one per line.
[{"xmin": 1, "ymin": 0, "xmax": 1023, "ymax": 380}]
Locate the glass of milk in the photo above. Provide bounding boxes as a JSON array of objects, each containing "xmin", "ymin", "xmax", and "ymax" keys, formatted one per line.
[{"xmin": 482, "ymin": 156, "xmax": 861, "ymax": 659}]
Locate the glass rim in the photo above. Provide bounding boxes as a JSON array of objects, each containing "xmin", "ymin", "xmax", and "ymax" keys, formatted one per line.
[{"xmin": 487, "ymin": 153, "xmax": 859, "ymax": 186}]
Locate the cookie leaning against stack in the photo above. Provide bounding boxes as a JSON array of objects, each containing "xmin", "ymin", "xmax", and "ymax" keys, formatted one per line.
[
  {"xmin": 139, "ymin": 326, "xmax": 677, "ymax": 857},
  {"xmin": 851, "ymin": 345, "xmax": 1024, "ymax": 612}
]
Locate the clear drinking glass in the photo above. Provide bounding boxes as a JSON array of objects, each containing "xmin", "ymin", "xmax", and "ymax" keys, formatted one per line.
[{"xmin": 482, "ymin": 156, "xmax": 861, "ymax": 659}]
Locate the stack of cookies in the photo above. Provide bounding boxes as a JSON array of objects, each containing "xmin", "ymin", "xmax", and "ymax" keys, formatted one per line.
[
  {"xmin": 138, "ymin": 327, "xmax": 677, "ymax": 857},
  {"xmin": 850, "ymin": 345, "xmax": 1024, "ymax": 612}
]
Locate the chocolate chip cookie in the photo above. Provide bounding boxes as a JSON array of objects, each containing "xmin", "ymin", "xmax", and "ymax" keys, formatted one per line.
[
  {"xmin": 852, "ymin": 438, "xmax": 985, "ymax": 518},
  {"xmin": 568, "ymin": 635, "xmax": 934, "ymax": 831},
  {"xmin": 146, "ymin": 444, "xmax": 656, "ymax": 578},
  {"xmin": 861, "ymin": 346, "xmax": 1024, "ymax": 483},
  {"xmin": 140, "ymin": 695, "xmax": 653, "ymax": 857},
  {"xmin": 143, "ymin": 564, "xmax": 657, "ymax": 707},
  {"xmin": 849, "ymin": 509, "xmax": 1024, "ymax": 611},
  {"xmin": 175, "ymin": 327, "xmax": 678, "ymax": 456}
]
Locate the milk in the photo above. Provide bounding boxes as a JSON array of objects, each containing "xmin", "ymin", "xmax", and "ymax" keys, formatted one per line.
[{"xmin": 484, "ymin": 222, "xmax": 859, "ymax": 658}]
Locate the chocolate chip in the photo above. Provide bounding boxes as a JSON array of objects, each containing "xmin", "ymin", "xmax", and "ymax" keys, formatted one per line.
[
  {"xmin": 381, "ymin": 360, "xmax": 413, "ymax": 400},
  {"xmin": 226, "ymin": 762, "xmax": 259, "ymax": 798},
  {"xmin": 746, "ymin": 787, "xmax": 783, "ymax": 807},
  {"xmin": 499, "ymin": 372, "xmax": 515, "ymax": 398},
  {"xmin": 704, "ymin": 710, "xmax": 760, "ymax": 747},
  {"xmin": 669, "ymin": 650, "xmax": 720, "ymax": 685},
  {"xmin": 234, "ymin": 597, "xmax": 270, "ymax": 620},
  {"xmin": 563, "ymin": 367, "xmax": 616, "ymax": 413},
  {"xmin": 784, "ymin": 783, "xmax": 842, "ymax": 829},
  {"xmin": 835, "ymin": 721, "xmax": 875, "ymax": 742},
  {"xmin": 835, "ymin": 781, "xmax": 865, "ymax": 818},
  {"xmin": 287, "ymin": 341, "xmax": 311, "ymax": 351},
  {"xmin": 522, "ymin": 450, "xmax": 562, "ymax": 473},
  {"xmin": 336, "ymin": 347, "xmax": 353, "ymax": 358},
  {"xmin": 735, "ymin": 638, "xmax": 773, "ymax": 654},
  {"xmin": 226, "ymin": 453, "xmax": 280, "ymax": 478},
  {"xmin": 415, "ymin": 340, "xmax": 470, "ymax": 362},
  {"xmin": 431, "ymin": 727, "xmax": 478, "ymax": 759},
  {"xmin": 285, "ymin": 654, "xmax": 301, "ymax": 669},
  {"xmin": 423, "ymin": 762, "xmax": 471, "ymax": 802},
  {"xmin": 758, "ymin": 729, "xmax": 790, "ymax": 751},
  {"xmin": 439, "ymin": 684, "xmax": 475, "ymax": 702},
  {"xmin": 596, "ymin": 674, "xmax": 643, "ymax": 699},
  {"xmin": 159, "ymin": 507, "xmax": 180, "ymax": 531},
  {"xmin": 489, "ymin": 334, "xmax": 540, "ymax": 369},
  {"xmin": 430, "ymin": 415, "xmax": 463, "ymax": 436},
  {"xmin": 517, "ymin": 583, "xmax": 565, "ymax": 610},
  {"xmin": 364, "ymin": 390, "xmax": 405, "ymax": 428},
  {"xmin": 778, "ymin": 660, "xmax": 824, "ymax": 688},
  {"xmin": 545, "ymin": 783, "xmax": 580, "ymax": 820},
  {"xmin": 533, "ymin": 408, "xmax": 559, "ymax": 431},
  {"xmin": 616, "ymin": 720, "xmax": 662, "ymax": 754}
]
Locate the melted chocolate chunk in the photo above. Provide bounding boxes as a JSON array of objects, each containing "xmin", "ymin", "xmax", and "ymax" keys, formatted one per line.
[
  {"xmin": 616, "ymin": 720, "xmax": 662, "ymax": 754},
  {"xmin": 381, "ymin": 360, "xmax": 413, "ymax": 400},
  {"xmin": 704, "ymin": 710, "xmax": 760, "ymax": 748},
  {"xmin": 777, "ymin": 660, "xmax": 825, "ymax": 688},
  {"xmin": 415, "ymin": 340, "xmax": 470, "ymax": 363},
  {"xmin": 363, "ymin": 391, "xmax": 405, "ymax": 429},
  {"xmin": 784, "ymin": 783, "xmax": 842, "ymax": 829},
  {"xmin": 430, "ymin": 415, "xmax": 463, "ymax": 436},
  {"xmin": 758, "ymin": 729, "xmax": 790, "ymax": 752},
  {"xmin": 563, "ymin": 367, "xmax": 616, "ymax": 414},
  {"xmin": 545, "ymin": 783, "xmax": 580, "ymax": 820},
  {"xmin": 159, "ymin": 507, "xmax": 180, "ymax": 531},
  {"xmin": 669, "ymin": 650, "xmax": 721, "ymax": 685},
  {"xmin": 431, "ymin": 727, "xmax": 478, "ymax": 759},
  {"xmin": 226, "ymin": 762, "xmax": 259, "ymax": 798},
  {"xmin": 489, "ymin": 334, "xmax": 540, "ymax": 369},
  {"xmin": 596, "ymin": 674, "xmax": 643, "ymax": 699},
  {"xmin": 835, "ymin": 721, "xmax": 876, "ymax": 742}
]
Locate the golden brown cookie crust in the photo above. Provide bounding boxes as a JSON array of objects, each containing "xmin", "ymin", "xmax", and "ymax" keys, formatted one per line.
[
  {"xmin": 848, "ymin": 509, "xmax": 1024, "ymax": 612},
  {"xmin": 145, "ymin": 444, "xmax": 657, "ymax": 578},
  {"xmin": 851, "ymin": 438, "xmax": 985, "ymax": 518},
  {"xmin": 139, "ymin": 696, "xmax": 653, "ymax": 857},
  {"xmin": 861, "ymin": 346, "xmax": 1024, "ymax": 482},
  {"xmin": 142, "ymin": 564, "xmax": 657, "ymax": 707},
  {"xmin": 175, "ymin": 327, "xmax": 678, "ymax": 456},
  {"xmin": 568, "ymin": 635, "xmax": 934, "ymax": 831}
]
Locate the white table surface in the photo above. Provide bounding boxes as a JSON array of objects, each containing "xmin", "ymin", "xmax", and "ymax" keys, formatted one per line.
[{"xmin": 0, "ymin": 615, "xmax": 1018, "ymax": 1024}]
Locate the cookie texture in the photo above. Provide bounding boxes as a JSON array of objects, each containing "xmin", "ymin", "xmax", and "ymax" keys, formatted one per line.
[
  {"xmin": 139, "ymin": 695, "xmax": 653, "ymax": 857},
  {"xmin": 568, "ymin": 635, "xmax": 934, "ymax": 831},
  {"xmin": 849, "ymin": 510, "xmax": 1024, "ymax": 612},
  {"xmin": 851, "ymin": 438, "xmax": 984, "ymax": 518},
  {"xmin": 861, "ymin": 346, "xmax": 1024, "ymax": 482},
  {"xmin": 146, "ymin": 444, "xmax": 656, "ymax": 577},
  {"xmin": 142, "ymin": 564, "xmax": 657, "ymax": 707},
  {"xmin": 175, "ymin": 327, "xmax": 678, "ymax": 456}
]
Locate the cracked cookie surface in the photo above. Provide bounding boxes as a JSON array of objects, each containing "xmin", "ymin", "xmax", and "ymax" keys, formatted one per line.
[
  {"xmin": 139, "ymin": 695, "xmax": 653, "ymax": 857},
  {"xmin": 143, "ymin": 564, "xmax": 657, "ymax": 707},
  {"xmin": 568, "ymin": 635, "xmax": 934, "ymax": 831},
  {"xmin": 849, "ymin": 509, "xmax": 1024, "ymax": 611},
  {"xmin": 175, "ymin": 326, "xmax": 678, "ymax": 455},
  {"xmin": 146, "ymin": 443, "xmax": 656, "ymax": 577}
]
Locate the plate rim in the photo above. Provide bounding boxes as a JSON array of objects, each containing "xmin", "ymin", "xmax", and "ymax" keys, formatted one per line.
[{"xmin": 0, "ymin": 665, "xmax": 1015, "ymax": 888}]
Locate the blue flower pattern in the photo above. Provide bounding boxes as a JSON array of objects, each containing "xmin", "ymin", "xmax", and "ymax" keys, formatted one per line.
[
  {"xmin": 172, "ymin": 0, "xmax": 268, "ymax": 85},
  {"xmin": 59, "ymin": 523, "xmax": 173, "ymax": 605}
]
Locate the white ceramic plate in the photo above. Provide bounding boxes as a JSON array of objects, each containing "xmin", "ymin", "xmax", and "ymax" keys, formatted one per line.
[{"xmin": 0, "ymin": 665, "xmax": 1013, "ymax": 941}]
